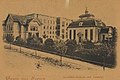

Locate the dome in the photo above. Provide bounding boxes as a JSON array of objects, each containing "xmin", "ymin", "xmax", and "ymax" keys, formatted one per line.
[
  {"xmin": 79, "ymin": 8, "xmax": 95, "ymax": 19},
  {"xmin": 68, "ymin": 9, "xmax": 106, "ymax": 28}
]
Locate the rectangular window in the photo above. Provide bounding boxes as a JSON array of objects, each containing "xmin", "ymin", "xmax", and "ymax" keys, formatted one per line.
[
  {"xmin": 62, "ymin": 34, "xmax": 64, "ymax": 39},
  {"xmin": 62, "ymin": 29, "xmax": 64, "ymax": 33},
  {"xmin": 73, "ymin": 30, "xmax": 76, "ymax": 39},
  {"xmin": 62, "ymin": 21, "xmax": 65, "ymax": 27},
  {"xmin": 44, "ymin": 26, "xmax": 45, "ymax": 29},
  {"xmin": 90, "ymin": 29, "xmax": 93, "ymax": 40},
  {"xmin": 69, "ymin": 30, "xmax": 72, "ymax": 39},
  {"xmin": 85, "ymin": 29, "xmax": 88, "ymax": 40}
]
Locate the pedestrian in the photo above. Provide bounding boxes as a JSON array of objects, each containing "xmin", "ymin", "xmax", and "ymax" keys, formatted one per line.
[{"xmin": 35, "ymin": 61, "xmax": 41, "ymax": 69}]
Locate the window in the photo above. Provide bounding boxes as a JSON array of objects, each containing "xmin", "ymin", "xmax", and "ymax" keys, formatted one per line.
[
  {"xmin": 66, "ymin": 35, "xmax": 68, "ymax": 38},
  {"xmin": 79, "ymin": 22, "xmax": 83, "ymax": 26},
  {"xmin": 62, "ymin": 21, "xmax": 65, "ymax": 27},
  {"xmin": 44, "ymin": 31, "xmax": 45, "ymax": 34},
  {"xmin": 47, "ymin": 26, "xmax": 49, "ymax": 29},
  {"xmin": 66, "ymin": 23, "xmax": 68, "ymax": 26},
  {"xmin": 44, "ymin": 26, "xmax": 45, "ymax": 29},
  {"xmin": 90, "ymin": 29, "xmax": 93, "ymax": 40},
  {"xmin": 98, "ymin": 29, "xmax": 100, "ymax": 41},
  {"xmin": 62, "ymin": 34, "xmax": 64, "ymax": 39},
  {"xmin": 50, "ymin": 26, "xmax": 52, "ymax": 29},
  {"xmin": 85, "ymin": 29, "xmax": 88, "ymax": 40},
  {"xmin": 50, "ymin": 31, "xmax": 51, "ymax": 34},
  {"xmin": 73, "ymin": 30, "xmax": 76, "ymax": 39},
  {"xmin": 62, "ymin": 29, "xmax": 64, "ymax": 33},
  {"xmin": 33, "ymin": 27, "xmax": 35, "ymax": 31},
  {"xmin": 69, "ymin": 30, "xmax": 72, "ymax": 39}
]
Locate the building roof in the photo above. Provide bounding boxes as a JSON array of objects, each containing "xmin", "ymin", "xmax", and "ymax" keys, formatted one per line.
[
  {"xmin": 100, "ymin": 28, "xmax": 109, "ymax": 33},
  {"xmin": 68, "ymin": 9, "xmax": 106, "ymax": 28},
  {"xmin": 68, "ymin": 18, "xmax": 106, "ymax": 28},
  {"xmin": 79, "ymin": 8, "xmax": 95, "ymax": 18},
  {"xmin": 4, "ymin": 14, "xmax": 42, "ymax": 26}
]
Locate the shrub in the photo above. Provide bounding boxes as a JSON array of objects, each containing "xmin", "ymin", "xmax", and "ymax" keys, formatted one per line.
[
  {"xmin": 65, "ymin": 39, "xmax": 77, "ymax": 55},
  {"xmin": 6, "ymin": 35, "xmax": 14, "ymax": 43},
  {"xmin": 43, "ymin": 38, "xmax": 55, "ymax": 51},
  {"xmin": 83, "ymin": 40, "xmax": 94, "ymax": 49}
]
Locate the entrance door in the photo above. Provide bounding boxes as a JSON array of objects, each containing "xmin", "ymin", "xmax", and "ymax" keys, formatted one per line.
[{"xmin": 102, "ymin": 35, "xmax": 105, "ymax": 41}]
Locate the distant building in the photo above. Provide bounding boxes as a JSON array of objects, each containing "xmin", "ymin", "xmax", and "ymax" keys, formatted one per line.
[
  {"xmin": 56, "ymin": 17, "xmax": 72, "ymax": 41},
  {"xmin": 67, "ymin": 9, "xmax": 114, "ymax": 43},
  {"xmin": 26, "ymin": 13, "xmax": 57, "ymax": 41}
]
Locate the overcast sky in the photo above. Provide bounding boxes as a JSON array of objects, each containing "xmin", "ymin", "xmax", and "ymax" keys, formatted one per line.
[{"xmin": 0, "ymin": 0, "xmax": 120, "ymax": 27}]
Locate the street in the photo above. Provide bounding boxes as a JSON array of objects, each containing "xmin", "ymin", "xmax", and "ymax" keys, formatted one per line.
[{"xmin": 0, "ymin": 43, "xmax": 107, "ymax": 80}]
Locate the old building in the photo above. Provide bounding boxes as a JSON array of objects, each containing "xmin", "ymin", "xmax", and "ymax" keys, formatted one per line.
[
  {"xmin": 56, "ymin": 17, "xmax": 72, "ymax": 41},
  {"xmin": 67, "ymin": 9, "xmax": 114, "ymax": 43},
  {"xmin": 3, "ymin": 10, "xmax": 114, "ymax": 44},
  {"xmin": 3, "ymin": 14, "xmax": 42, "ymax": 41},
  {"xmin": 26, "ymin": 13, "xmax": 57, "ymax": 40},
  {"xmin": 3, "ymin": 13, "xmax": 72, "ymax": 42}
]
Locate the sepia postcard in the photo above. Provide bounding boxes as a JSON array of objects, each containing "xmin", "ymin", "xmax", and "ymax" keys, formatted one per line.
[{"xmin": 0, "ymin": 0, "xmax": 120, "ymax": 80}]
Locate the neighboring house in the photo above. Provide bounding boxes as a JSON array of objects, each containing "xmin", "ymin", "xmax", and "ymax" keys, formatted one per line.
[
  {"xmin": 67, "ymin": 9, "xmax": 114, "ymax": 43},
  {"xmin": 100, "ymin": 26, "xmax": 113, "ymax": 42},
  {"xmin": 3, "ymin": 14, "xmax": 42, "ymax": 41}
]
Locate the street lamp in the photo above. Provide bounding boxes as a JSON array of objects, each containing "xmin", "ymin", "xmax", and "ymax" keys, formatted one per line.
[{"xmin": 60, "ymin": 46, "xmax": 67, "ymax": 66}]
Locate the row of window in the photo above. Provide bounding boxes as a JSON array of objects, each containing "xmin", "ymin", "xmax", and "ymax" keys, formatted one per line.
[
  {"xmin": 30, "ymin": 26, "xmax": 38, "ymax": 31},
  {"xmin": 43, "ymin": 31, "xmax": 55, "ymax": 34},
  {"xmin": 62, "ymin": 21, "xmax": 69, "ymax": 27},
  {"xmin": 43, "ymin": 26, "xmax": 55, "ymax": 30},
  {"xmin": 42, "ymin": 19, "xmax": 56, "ymax": 24},
  {"xmin": 62, "ymin": 34, "xmax": 68, "ymax": 39}
]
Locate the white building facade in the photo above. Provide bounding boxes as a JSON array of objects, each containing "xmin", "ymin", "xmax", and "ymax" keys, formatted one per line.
[{"xmin": 67, "ymin": 9, "xmax": 113, "ymax": 43}]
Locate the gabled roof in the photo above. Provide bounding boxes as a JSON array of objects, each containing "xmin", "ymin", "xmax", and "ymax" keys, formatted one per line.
[{"xmin": 4, "ymin": 14, "xmax": 42, "ymax": 26}]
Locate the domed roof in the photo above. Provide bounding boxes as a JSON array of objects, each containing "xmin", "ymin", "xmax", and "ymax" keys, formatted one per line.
[
  {"xmin": 68, "ymin": 9, "xmax": 106, "ymax": 28},
  {"xmin": 79, "ymin": 8, "xmax": 95, "ymax": 19}
]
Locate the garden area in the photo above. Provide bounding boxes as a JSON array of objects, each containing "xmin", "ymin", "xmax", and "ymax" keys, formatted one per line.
[{"xmin": 4, "ymin": 34, "xmax": 116, "ymax": 68}]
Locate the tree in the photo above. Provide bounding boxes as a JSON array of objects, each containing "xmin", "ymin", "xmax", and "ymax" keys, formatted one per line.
[
  {"xmin": 65, "ymin": 39, "xmax": 77, "ymax": 55},
  {"xmin": 43, "ymin": 38, "xmax": 55, "ymax": 51},
  {"xmin": 5, "ymin": 35, "xmax": 14, "ymax": 49},
  {"xmin": 15, "ymin": 36, "xmax": 24, "ymax": 53},
  {"xmin": 55, "ymin": 40, "xmax": 67, "ymax": 65},
  {"xmin": 83, "ymin": 40, "xmax": 94, "ymax": 49},
  {"xmin": 100, "ymin": 42, "xmax": 114, "ymax": 70}
]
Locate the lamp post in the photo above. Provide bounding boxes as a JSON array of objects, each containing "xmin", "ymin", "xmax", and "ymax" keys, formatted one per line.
[{"xmin": 60, "ymin": 46, "xmax": 67, "ymax": 66}]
